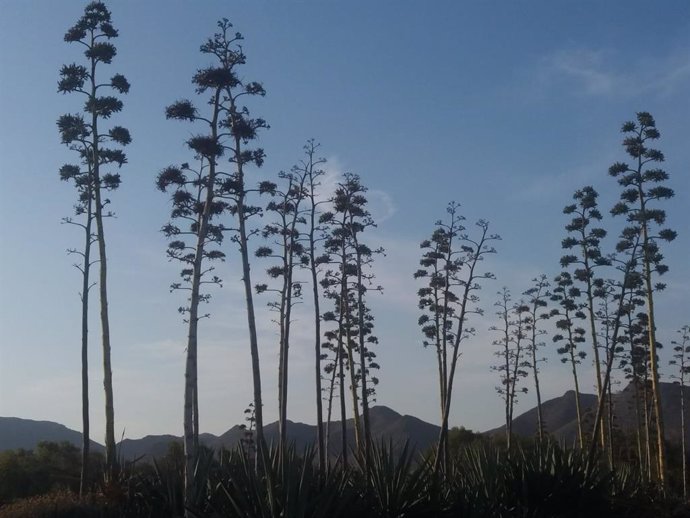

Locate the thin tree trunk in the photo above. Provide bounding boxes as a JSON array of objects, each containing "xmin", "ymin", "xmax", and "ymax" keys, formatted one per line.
[
  {"xmin": 345, "ymin": 321, "xmax": 362, "ymax": 452},
  {"xmin": 641, "ymin": 219, "xmax": 667, "ymax": 486},
  {"xmin": 90, "ymin": 55, "xmax": 116, "ymax": 481},
  {"xmin": 338, "ymin": 340, "xmax": 348, "ymax": 467},
  {"xmin": 183, "ymin": 125, "xmax": 218, "ymax": 514},
  {"xmin": 325, "ymin": 348, "xmax": 338, "ymax": 463},
  {"xmin": 569, "ymin": 347, "xmax": 584, "ymax": 449},
  {"xmin": 309, "ymin": 214, "xmax": 325, "ymax": 471},
  {"xmin": 531, "ymin": 332, "xmax": 544, "ymax": 442},
  {"xmin": 508, "ymin": 318, "xmax": 524, "ymax": 454},
  {"xmin": 79, "ymin": 185, "xmax": 93, "ymax": 497},
  {"xmin": 500, "ymin": 296, "xmax": 512, "ymax": 451},
  {"xmin": 643, "ymin": 380, "xmax": 653, "ymax": 480},
  {"xmin": 433, "ymin": 228, "xmax": 488, "ymax": 474},
  {"xmin": 277, "ymin": 212, "xmax": 290, "ymax": 459},
  {"xmin": 354, "ymin": 246, "xmax": 371, "ymax": 473},
  {"xmin": 233, "ymin": 147, "xmax": 265, "ymax": 465},
  {"xmin": 586, "ymin": 275, "xmax": 634, "ymax": 469},
  {"xmin": 582, "ymin": 252, "xmax": 606, "ymax": 451},
  {"xmin": 681, "ymin": 382, "xmax": 687, "ymax": 500},
  {"xmin": 633, "ymin": 377, "xmax": 644, "ymax": 477},
  {"xmin": 607, "ymin": 378, "xmax": 614, "ymax": 469}
]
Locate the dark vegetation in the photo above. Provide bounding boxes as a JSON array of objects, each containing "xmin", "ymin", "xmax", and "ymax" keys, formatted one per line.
[
  {"xmin": 2, "ymin": 439, "xmax": 690, "ymax": 518},
  {"xmin": 2, "ymin": 1, "xmax": 688, "ymax": 517}
]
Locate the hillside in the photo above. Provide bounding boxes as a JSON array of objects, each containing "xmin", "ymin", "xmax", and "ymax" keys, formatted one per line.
[{"xmin": 0, "ymin": 405, "xmax": 442, "ymax": 459}]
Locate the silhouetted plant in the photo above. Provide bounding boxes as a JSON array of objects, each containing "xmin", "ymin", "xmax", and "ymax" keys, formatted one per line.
[
  {"xmin": 523, "ymin": 274, "xmax": 554, "ymax": 443},
  {"xmin": 490, "ymin": 288, "xmax": 529, "ymax": 451},
  {"xmin": 415, "ymin": 201, "xmax": 499, "ymax": 475},
  {"xmin": 561, "ymin": 186, "xmax": 611, "ymax": 453},
  {"xmin": 255, "ymin": 158, "xmax": 308, "ymax": 460},
  {"xmin": 157, "ymin": 18, "xmax": 245, "ymax": 514},
  {"xmin": 320, "ymin": 174, "xmax": 383, "ymax": 472},
  {"xmin": 551, "ymin": 272, "xmax": 588, "ymax": 448},
  {"xmin": 609, "ymin": 111, "xmax": 677, "ymax": 487},
  {"xmin": 58, "ymin": 0, "xmax": 131, "ymax": 482}
]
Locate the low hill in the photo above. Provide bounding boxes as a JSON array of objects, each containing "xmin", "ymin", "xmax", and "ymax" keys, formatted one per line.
[{"xmin": 0, "ymin": 405, "xmax": 442, "ymax": 459}]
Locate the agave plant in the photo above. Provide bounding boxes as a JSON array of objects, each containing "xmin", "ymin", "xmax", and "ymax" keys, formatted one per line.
[
  {"xmin": 210, "ymin": 444, "xmax": 354, "ymax": 518},
  {"xmin": 356, "ymin": 440, "xmax": 435, "ymax": 518}
]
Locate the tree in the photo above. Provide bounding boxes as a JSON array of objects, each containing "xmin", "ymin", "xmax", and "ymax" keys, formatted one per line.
[
  {"xmin": 609, "ymin": 112, "xmax": 677, "ymax": 486},
  {"xmin": 523, "ymin": 274, "xmax": 553, "ymax": 442},
  {"xmin": 298, "ymin": 140, "xmax": 329, "ymax": 471},
  {"xmin": 58, "ymin": 147, "xmax": 97, "ymax": 496},
  {"xmin": 490, "ymin": 288, "xmax": 529, "ymax": 452},
  {"xmin": 58, "ymin": 1, "xmax": 131, "ymax": 480},
  {"xmin": 156, "ymin": 19, "xmax": 237, "ymax": 512},
  {"xmin": 561, "ymin": 186, "xmax": 610, "ymax": 451},
  {"xmin": 551, "ymin": 272, "xmax": 587, "ymax": 448},
  {"xmin": 586, "ymin": 214, "xmax": 645, "ymax": 469},
  {"xmin": 415, "ymin": 202, "xmax": 498, "ymax": 474},
  {"xmin": 321, "ymin": 174, "xmax": 382, "ymax": 470},
  {"xmin": 669, "ymin": 325, "xmax": 690, "ymax": 499},
  {"xmin": 255, "ymin": 162, "xmax": 308, "ymax": 460},
  {"xmin": 210, "ymin": 19, "xmax": 269, "ymax": 462}
]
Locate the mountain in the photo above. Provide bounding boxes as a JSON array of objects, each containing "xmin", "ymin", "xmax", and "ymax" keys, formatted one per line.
[
  {"xmin": 484, "ymin": 390, "xmax": 598, "ymax": 440},
  {"xmin": 484, "ymin": 381, "xmax": 689, "ymax": 444},
  {"xmin": 0, "ymin": 417, "xmax": 104, "ymax": 453},
  {"xmin": 0, "ymin": 405, "xmax": 442, "ymax": 460},
  {"xmin": 3, "ymin": 382, "xmax": 686, "ymax": 459}
]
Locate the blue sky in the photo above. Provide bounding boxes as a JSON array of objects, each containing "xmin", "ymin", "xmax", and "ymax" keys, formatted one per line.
[{"xmin": 1, "ymin": 1, "xmax": 688, "ymax": 442}]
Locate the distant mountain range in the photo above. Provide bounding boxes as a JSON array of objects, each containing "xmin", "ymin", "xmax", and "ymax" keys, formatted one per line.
[
  {"xmin": 0, "ymin": 405, "xmax": 440, "ymax": 459},
  {"xmin": 484, "ymin": 381, "xmax": 689, "ymax": 445},
  {"xmin": 1, "ymin": 382, "xmax": 686, "ymax": 458}
]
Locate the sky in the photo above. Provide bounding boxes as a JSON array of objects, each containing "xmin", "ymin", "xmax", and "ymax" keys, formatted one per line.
[{"xmin": 0, "ymin": 1, "xmax": 689, "ymax": 443}]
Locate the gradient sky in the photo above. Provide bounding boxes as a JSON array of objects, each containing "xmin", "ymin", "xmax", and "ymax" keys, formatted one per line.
[{"xmin": 1, "ymin": 1, "xmax": 689, "ymax": 443}]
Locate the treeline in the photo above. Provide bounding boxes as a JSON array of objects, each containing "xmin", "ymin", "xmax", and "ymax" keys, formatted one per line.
[{"xmin": 53, "ymin": 2, "xmax": 687, "ymax": 516}]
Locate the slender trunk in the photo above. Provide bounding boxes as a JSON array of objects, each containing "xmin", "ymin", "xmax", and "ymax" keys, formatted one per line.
[
  {"xmin": 345, "ymin": 318, "xmax": 362, "ymax": 452},
  {"xmin": 586, "ymin": 277, "xmax": 634, "ymax": 469},
  {"xmin": 440, "ymin": 234, "xmax": 454, "ymax": 426},
  {"xmin": 642, "ymin": 380, "xmax": 652, "ymax": 480},
  {"xmin": 501, "ymin": 301, "xmax": 512, "ymax": 451},
  {"xmin": 681, "ymin": 381, "xmax": 687, "ymax": 500},
  {"xmin": 338, "ymin": 340, "xmax": 348, "ymax": 467},
  {"xmin": 184, "ymin": 113, "xmax": 219, "ymax": 513},
  {"xmin": 90, "ymin": 52, "xmax": 116, "ymax": 480},
  {"xmin": 325, "ymin": 349, "xmax": 338, "ymax": 462},
  {"xmin": 335, "ymin": 281, "xmax": 349, "ymax": 467},
  {"xmin": 278, "ymin": 218, "xmax": 290, "ymax": 458},
  {"xmin": 432, "ymin": 271, "xmax": 445, "ymax": 432},
  {"xmin": 607, "ymin": 378, "xmax": 614, "ymax": 469},
  {"xmin": 633, "ymin": 377, "xmax": 644, "ymax": 476},
  {"xmin": 279, "ymin": 184, "xmax": 302, "ymax": 460},
  {"xmin": 278, "ymin": 282, "xmax": 286, "ymax": 452},
  {"xmin": 569, "ymin": 347, "xmax": 584, "ymax": 449},
  {"xmin": 436, "ymin": 342, "xmax": 445, "ymax": 430},
  {"xmin": 309, "ymin": 203, "xmax": 325, "ymax": 470},
  {"xmin": 531, "ymin": 331, "xmax": 544, "ymax": 442},
  {"xmin": 233, "ymin": 138, "xmax": 265, "ymax": 464},
  {"xmin": 79, "ymin": 186, "xmax": 93, "ymax": 497},
  {"xmin": 640, "ymin": 215, "xmax": 667, "ymax": 486},
  {"xmin": 508, "ymin": 321, "xmax": 524, "ymax": 454},
  {"xmin": 354, "ymin": 245, "xmax": 371, "ymax": 472},
  {"xmin": 587, "ymin": 319, "xmax": 619, "ymax": 469},
  {"xmin": 582, "ymin": 249, "xmax": 606, "ymax": 451},
  {"xmin": 433, "ymin": 229, "xmax": 487, "ymax": 474}
]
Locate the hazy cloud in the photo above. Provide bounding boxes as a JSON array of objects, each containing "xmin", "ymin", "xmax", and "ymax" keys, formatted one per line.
[{"xmin": 539, "ymin": 47, "xmax": 690, "ymax": 98}]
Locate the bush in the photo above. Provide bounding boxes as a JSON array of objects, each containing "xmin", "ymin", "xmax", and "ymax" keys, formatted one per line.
[{"xmin": 0, "ymin": 490, "xmax": 111, "ymax": 518}]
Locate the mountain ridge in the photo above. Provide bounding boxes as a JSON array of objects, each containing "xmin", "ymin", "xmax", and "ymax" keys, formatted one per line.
[{"xmin": 2, "ymin": 382, "xmax": 687, "ymax": 458}]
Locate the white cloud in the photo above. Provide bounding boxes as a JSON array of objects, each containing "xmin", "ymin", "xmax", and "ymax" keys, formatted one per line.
[
  {"xmin": 538, "ymin": 47, "xmax": 690, "ymax": 98},
  {"xmin": 548, "ymin": 49, "xmax": 615, "ymax": 95}
]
